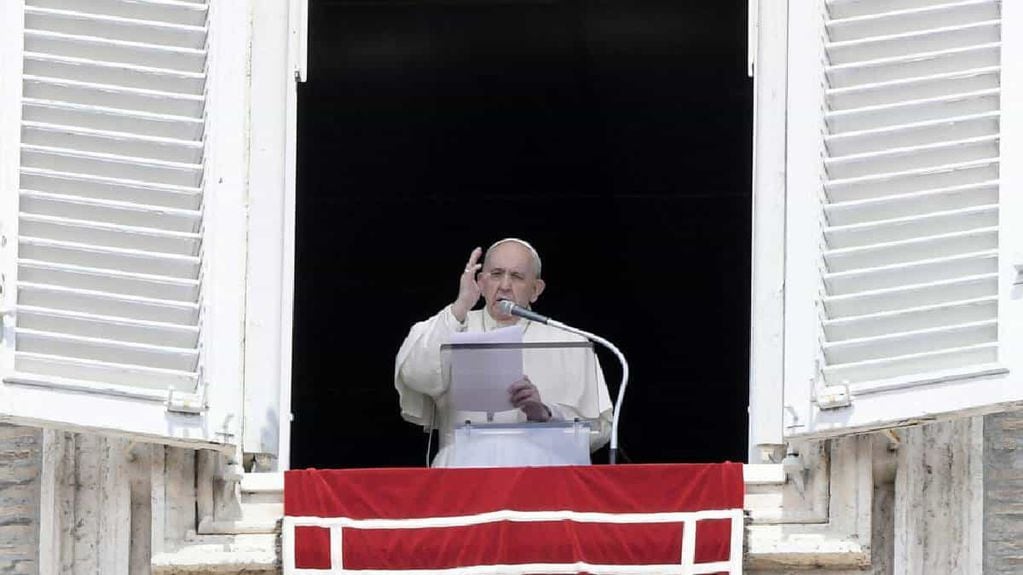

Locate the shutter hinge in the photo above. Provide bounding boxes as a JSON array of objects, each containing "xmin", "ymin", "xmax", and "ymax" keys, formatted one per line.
[
  {"xmin": 747, "ymin": 0, "xmax": 758, "ymax": 77},
  {"xmin": 815, "ymin": 384, "xmax": 852, "ymax": 410},
  {"xmin": 1014, "ymin": 254, "xmax": 1023, "ymax": 284},
  {"xmin": 0, "ymin": 307, "xmax": 13, "ymax": 343},
  {"xmin": 166, "ymin": 386, "xmax": 206, "ymax": 415},
  {"xmin": 289, "ymin": 0, "xmax": 308, "ymax": 82},
  {"xmin": 812, "ymin": 354, "xmax": 852, "ymax": 410},
  {"xmin": 0, "ymin": 271, "xmax": 12, "ymax": 342}
]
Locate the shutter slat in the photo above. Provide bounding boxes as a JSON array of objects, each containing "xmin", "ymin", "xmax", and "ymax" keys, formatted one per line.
[
  {"xmin": 824, "ymin": 135, "xmax": 998, "ymax": 179},
  {"xmin": 825, "ymin": 181, "xmax": 997, "ymax": 225},
  {"xmin": 826, "ymin": 112, "xmax": 999, "ymax": 156},
  {"xmin": 19, "ymin": 213, "xmax": 200, "ymax": 256},
  {"xmin": 24, "ymin": 53, "xmax": 205, "ymax": 95},
  {"xmin": 23, "ymin": 77, "xmax": 204, "ymax": 117},
  {"xmin": 824, "ymin": 227, "xmax": 997, "ymax": 272},
  {"xmin": 21, "ymin": 145, "xmax": 201, "ymax": 187},
  {"xmin": 827, "ymin": 0, "xmax": 990, "ymax": 24},
  {"xmin": 826, "ymin": 89, "xmax": 999, "ymax": 133},
  {"xmin": 822, "ymin": 320, "xmax": 995, "ymax": 364},
  {"xmin": 18, "ymin": 282, "xmax": 199, "ymax": 325},
  {"xmin": 823, "ymin": 297, "xmax": 997, "ymax": 341},
  {"xmin": 20, "ymin": 168, "xmax": 201, "ymax": 209},
  {"xmin": 828, "ymin": 67, "xmax": 999, "ymax": 111},
  {"xmin": 26, "ymin": 0, "xmax": 208, "ymax": 27},
  {"xmin": 25, "ymin": 7, "xmax": 207, "ymax": 50},
  {"xmin": 14, "ymin": 352, "xmax": 197, "ymax": 391},
  {"xmin": 24, "ymin": 30, "xmax": 205, "ymax": 72},
  {"xmin": 822, "ymin": 343, "xmax": 998, "ymax": 384},
  {"xmin": 22, "ymin": 122, "xmax": 203, "ymax": 164},
  {"xmin": 16, "ymin": 306, "xmax": 199, "ymax": 348},
  {"xmin": 19, "ymin": 238, "xmax": 200, "ymax": 279},
  {"xmin": 20, "ymin": 190, "xmax": 201, "ymax": 232},
  {"xmin": 824, "ymin": 204, "xmax": 996, "ymax": 249},
  {"xmin": 825, "ymin": 159, "xmax": 998, "ymax": 202},
  {"xmin": 18, "ymin": 259, "xmax": 199, "ymax": 302},
  {"xmin": 23, "ymin": 99, "xmax": 204, "ymax": 141},
  {"xmin": 826, "ymin": 43, "xmax": 999, "ymax": 89},
  {"xmin": 16, "ymin": 328, "xmax": 198, "ymax": 371},
  {"xmin": 823, "ymin": 273, "xmax": 997, "ymax": 318},
  {"xmin": 827, "ymin": 20, "xmax": 999, "ymax": 65},
  {"xmin": 823, "ymin": 251, "xmax": 997, "ymax": 295},
  {"xmin": 827, "ymin": 0, "xmax": 999, "ymax": 42}
]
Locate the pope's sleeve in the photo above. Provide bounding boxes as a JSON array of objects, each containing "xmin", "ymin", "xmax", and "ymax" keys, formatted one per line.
[{"xmin": 393, "ymin": 305, "xmax": 467, "ymax": 427}]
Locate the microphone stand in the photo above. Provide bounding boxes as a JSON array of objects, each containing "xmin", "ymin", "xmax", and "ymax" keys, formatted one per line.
[{"xmin": 545, "ymin": 318, "xmax": 629, "ymax": 465}]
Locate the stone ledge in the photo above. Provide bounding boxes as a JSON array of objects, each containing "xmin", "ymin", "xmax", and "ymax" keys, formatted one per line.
[
  {"xmin": 151, "ymin": 534, "xmax": 279, "ymax": 575},
  {"xmin": 746, "ymin": 523, "xmax": 870, "ymax": 570}
]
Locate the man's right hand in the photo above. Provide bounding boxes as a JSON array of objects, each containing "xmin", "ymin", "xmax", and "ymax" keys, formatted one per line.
[{"xmin": 451, "ymin": 247, "xmax": 482, "ymax": 323}]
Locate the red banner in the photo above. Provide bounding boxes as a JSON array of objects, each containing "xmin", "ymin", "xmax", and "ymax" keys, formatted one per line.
[{"xmin": 285, "ymin": 463, "xmax": 744, "ymax": 573}]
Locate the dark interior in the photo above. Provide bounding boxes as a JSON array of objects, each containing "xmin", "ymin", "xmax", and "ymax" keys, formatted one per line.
[{"xmin": 291, "ymin": 0, "xmax": 753, "ymax": 467}]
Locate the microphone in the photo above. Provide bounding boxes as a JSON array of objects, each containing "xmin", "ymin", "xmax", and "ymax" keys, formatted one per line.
[{"xmin": 497, "ymin": 300, "xmax": 550, "ymax": 324}]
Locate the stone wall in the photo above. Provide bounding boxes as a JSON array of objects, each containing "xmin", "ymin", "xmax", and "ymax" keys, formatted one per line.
[
  {"xmin": 984, "ymin": 411, "xmax": 1023, "ymax": 574},
  {"xmin": 892, "ymin": 418, "xmax": 984, "ymax": 574},
  {"xmin": 0, "ymin": 424, "xmax": 41, "ymax": 574}
]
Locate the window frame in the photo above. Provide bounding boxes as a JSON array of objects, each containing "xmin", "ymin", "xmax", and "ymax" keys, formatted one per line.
[
  {"xmin": 240, "ymin": 0, "xmax": 306, "ymax": 470},
  {"xmin": 747, "ymin": 0, "xmax": 788, "ymax": 461}
]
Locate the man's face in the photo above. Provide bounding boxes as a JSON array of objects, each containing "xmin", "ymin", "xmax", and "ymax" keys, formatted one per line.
[{"xmin": 478, "ymin": 242, "xmax": 546, "ymax": 322}]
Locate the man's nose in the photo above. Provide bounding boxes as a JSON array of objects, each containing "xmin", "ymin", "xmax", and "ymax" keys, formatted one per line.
[{"xmin": 498, "ymin": 274, "xmax": 513, "ymax": 290}]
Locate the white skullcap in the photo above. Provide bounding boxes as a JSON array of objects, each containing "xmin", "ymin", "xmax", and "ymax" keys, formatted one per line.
[{"xmin": 485, "ymin": 237, "xmax": 542, "ymax": 278}]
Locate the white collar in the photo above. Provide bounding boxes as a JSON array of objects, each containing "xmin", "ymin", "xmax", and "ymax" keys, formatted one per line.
[{"xmin": 482, "ymin": 306, "xmax": 528, "ymax": 332}]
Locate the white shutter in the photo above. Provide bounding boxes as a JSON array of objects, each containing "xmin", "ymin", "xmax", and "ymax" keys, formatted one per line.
[
  {"xmin": 782, "ymin": 0, "xmax": 1023, "ymax": 438},
  {"xmin": 0, "ymin": 1, "xmax": 247, "ymax": 447}
]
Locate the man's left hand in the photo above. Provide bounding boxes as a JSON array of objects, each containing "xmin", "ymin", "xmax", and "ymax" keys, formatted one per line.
[{"xmin": 508, "ymin": 376, "xmax": 550, "ymax": 422}]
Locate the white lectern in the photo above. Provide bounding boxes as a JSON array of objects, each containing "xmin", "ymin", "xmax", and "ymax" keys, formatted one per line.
[
  {"xmin": 441, "ymin": 340, "xmax": 601, "ymax": 468},
  {"xmin": 450, "ymin": 420, "xmax": 593, "ymax": 467}
]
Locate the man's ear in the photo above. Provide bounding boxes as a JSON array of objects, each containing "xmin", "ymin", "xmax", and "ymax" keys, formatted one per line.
[{"xmin": 530, "ymin": 278, "xmax": 546, "ymax": 303}]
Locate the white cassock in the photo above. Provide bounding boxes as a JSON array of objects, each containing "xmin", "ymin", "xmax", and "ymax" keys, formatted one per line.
[{"xmin": 394, "ymin": 304, "xmax": 613, "ymax": 467}]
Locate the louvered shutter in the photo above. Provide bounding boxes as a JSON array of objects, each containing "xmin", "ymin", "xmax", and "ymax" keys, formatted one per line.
[
  {"xmin": 0, "ymin": 1, "xmax": 247, "ymax": 446},
  {"xmin": 781, "ymin": 0, "xmax": 1023, "ymax": 438}
]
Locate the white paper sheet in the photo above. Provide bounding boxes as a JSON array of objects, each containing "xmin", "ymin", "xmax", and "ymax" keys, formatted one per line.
[{"xmin": 446, "ymin": 325, "xmax": 523, "ymax": 413}]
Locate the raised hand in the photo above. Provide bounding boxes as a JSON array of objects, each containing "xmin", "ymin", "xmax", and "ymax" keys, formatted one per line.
[
  {"xmin": 508, "ymin": 376, "xmax": 550, "ymax": 422},
  {"xmin": 452, "ymin": 247, "xmax": 483, "ymax": 322}
]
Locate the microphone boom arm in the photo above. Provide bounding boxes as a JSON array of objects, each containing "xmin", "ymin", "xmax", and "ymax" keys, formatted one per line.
[
  {"xmin": 546, "ymin": 318, "xmax": 629, "ymax": 465},
  {"xmin": 498, "ymin": 299, "xmax": 629, "ymax": 464}
]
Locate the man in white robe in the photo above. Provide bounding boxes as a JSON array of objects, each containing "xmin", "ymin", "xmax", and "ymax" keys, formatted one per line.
[{"xmin": 394, "ymin": 238, "xmax": 613, "ymax": 467}]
